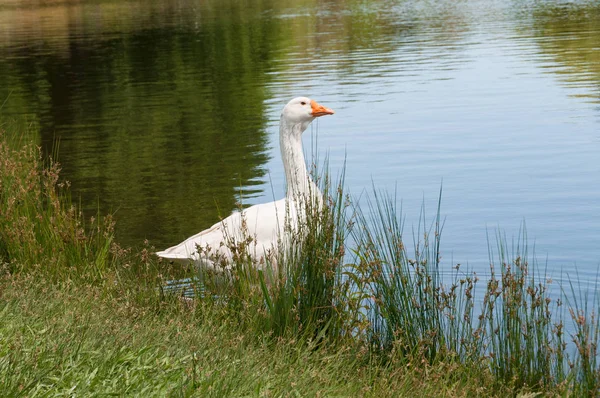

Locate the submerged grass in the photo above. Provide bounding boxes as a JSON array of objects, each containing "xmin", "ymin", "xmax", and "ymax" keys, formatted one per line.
[{"xmin": 1, "ymin": 126, "xmax": 600, "ymax": 396}]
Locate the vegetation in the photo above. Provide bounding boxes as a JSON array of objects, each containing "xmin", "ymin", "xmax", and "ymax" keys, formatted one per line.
[
  {"xmin": 1, "ymin": 126, "xmax": 600, "ymax": 396},
  {"xmin": 1, "ymin": 274, "xmax": 498, "ymax": 397}
]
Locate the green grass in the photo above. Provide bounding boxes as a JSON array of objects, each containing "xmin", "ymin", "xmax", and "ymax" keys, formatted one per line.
[
  {"xmin": 0, "ymin": 127, "xmax": 114, "ymax": 281},
  {"xmin": 1, "ymin": 125, "xmax": 599, "ymax": 396},
  {"xmin": 0, "ymin": 274, "xmax": 498, "ymax": 397}
]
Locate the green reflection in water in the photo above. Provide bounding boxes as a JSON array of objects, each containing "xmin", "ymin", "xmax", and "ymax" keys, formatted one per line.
[
  {"xmin": 0, "ymin": 0, "xmax": 408, "ymax": 248},
  {"xmin": 0, "ymin": 0, "xmax": 284, "ymax": 248},
  {"xmin": 530, "ymin": 3, "xmax": 600, "ymax": 103}
]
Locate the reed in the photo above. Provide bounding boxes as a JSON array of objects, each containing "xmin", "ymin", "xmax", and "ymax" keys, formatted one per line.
[
  {"xmin": 565, "ymin": 273, "xmax": 600, "ymax": 396},
  {"xmin": 195, "ymin": 164, "xmax": 359, "ymax": 344},
  {"xmin": 479, "ymin": 229, "xmax": 565, "ymax": 390},
  {"xmin": 261, "ymin": 167, "xmax": 361, "ymax": 343},
  {"xmin": 0, "ymin": 127, "xmax": 115, "ymax": 281},
  {"xmin": 352, "ymin": 188, "xmax": 480, "ymax": 363},
  {"xmin": 352, "ymin": 186, "xmax": 598, "ymax": 393}
]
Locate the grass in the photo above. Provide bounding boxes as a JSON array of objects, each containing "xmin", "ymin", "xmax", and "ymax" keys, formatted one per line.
[
  {"xmin": 1, "ymin": 125, "xmax": 600, "ymax": 396},
  {"xmin": 0, "ymin": 128, "xmax": 114, "ymax": 281},
  {"xmin": 0, "ymin": 273, "xmax": 498, "ymax": 397}
]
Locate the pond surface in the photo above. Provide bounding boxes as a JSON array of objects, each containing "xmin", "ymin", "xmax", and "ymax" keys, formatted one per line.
[{"xmin": 1, "ymin": 0, "xmax": 599, "ymax": 281}]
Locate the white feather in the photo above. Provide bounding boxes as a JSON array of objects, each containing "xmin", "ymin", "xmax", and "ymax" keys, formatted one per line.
[{"xmin": 156, "ymin": 97, "xmax": 334, "ymax": 270}]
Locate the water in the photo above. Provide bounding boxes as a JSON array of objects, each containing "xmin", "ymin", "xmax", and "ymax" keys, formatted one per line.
[{"xmin": 1, "ymin": 0, "xmax": 599, "ymax": 283}]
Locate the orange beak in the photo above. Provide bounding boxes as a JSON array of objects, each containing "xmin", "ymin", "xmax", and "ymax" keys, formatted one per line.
[{"xmin": 310, "ymin": 100, "xmax": 335, "ymax": 117}]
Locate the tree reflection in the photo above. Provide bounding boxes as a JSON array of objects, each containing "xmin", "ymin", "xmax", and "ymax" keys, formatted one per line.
[
  {"xmin": 530, "ymin": 3, "xmax": 600, "ymax": 104},
  {"xmin": 0, "ymin": 0, "xmax": 463, "ymax": 247}
]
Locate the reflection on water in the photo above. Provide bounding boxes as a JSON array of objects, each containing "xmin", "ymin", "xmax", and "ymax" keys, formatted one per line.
[
  {"xmin": 1, "ymin": 0, "xmax": 279, "ymax": 246},
  {"xmin": 162, "ymin": 277, "xmax": 201, "ymax": 299},
  {"xmin": 0, "ymin": 0, "xmax": 598, "ymax": 279},
  {"xmin": 530, "ymin": 4, "xmax": 600, "ymax": 103}
]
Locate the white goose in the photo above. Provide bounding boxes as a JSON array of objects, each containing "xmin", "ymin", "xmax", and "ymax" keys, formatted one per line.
[{"xmin": 156, "ymin": 97, "xmax": 335, "ymax": 269}]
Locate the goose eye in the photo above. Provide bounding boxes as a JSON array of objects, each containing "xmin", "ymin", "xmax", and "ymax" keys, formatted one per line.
[{"xmin": 300, "ymin": 101, "xmax": 306, "ymax": 105}]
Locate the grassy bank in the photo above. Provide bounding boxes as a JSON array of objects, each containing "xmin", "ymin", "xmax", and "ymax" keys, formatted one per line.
[
  {"xmin": 0, "ymin": 273, "xmax": 496, "ymax": 397},
  {"xmin": 1, "ymin": 127, "xmax": 599, "ymax": 396}
]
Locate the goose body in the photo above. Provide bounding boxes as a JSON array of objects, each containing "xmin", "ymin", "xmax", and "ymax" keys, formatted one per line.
[{"xmin": 156, "ymin": 97, "xmax": 334, "ymax": 269}]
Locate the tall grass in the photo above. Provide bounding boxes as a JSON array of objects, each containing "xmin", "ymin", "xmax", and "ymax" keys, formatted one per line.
[
  {"xmin": 352, "ymin": 185, "xmax": 598, "ymax": 393},
  {"xmin": 0, "ymin": 128, "xmax": 115, "ymax": 280},
  {"xmin": 2, "ymin": 128, "xmax": 600, "ymax": 395},
  {"xmin": 479, "ymin": 229, "xmax": 566, "ymax": 389},
  {"xmin": 352, "ymin": 188, "xmax": 471, "ymax": 362},
  {"xmin": 263, "ymin": 170, "xmax": 355, "ymax": 342},
  {"xmin": 565, "ymin": 274, "xmax": 600, "ymax": 396},
  {"xmin": 356, "ymin": 189, "xmax": 477, "ymax": 364},
  {"xmin": 195, "ymin": 166, "xmax": 360, "ymax": 344}
]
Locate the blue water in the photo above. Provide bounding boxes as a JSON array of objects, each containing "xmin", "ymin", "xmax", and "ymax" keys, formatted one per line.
[
  {"xmin": 262, "ymin": 23, "xmax": 600, "ymax": 283},
  {"xmin": 0, "ymin": 0, "xmax": 598, "ymax": 284}
]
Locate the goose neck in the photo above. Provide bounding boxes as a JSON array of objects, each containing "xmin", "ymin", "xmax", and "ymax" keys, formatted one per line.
[{"xmin": 280, "ymin": 118, "xmax": 312, "ymax": 198}]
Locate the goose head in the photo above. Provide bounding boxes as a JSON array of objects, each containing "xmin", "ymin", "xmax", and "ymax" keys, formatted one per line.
[{"xmin": 281, "ymin": 97, "xmax": 335, "ymax": 128}]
